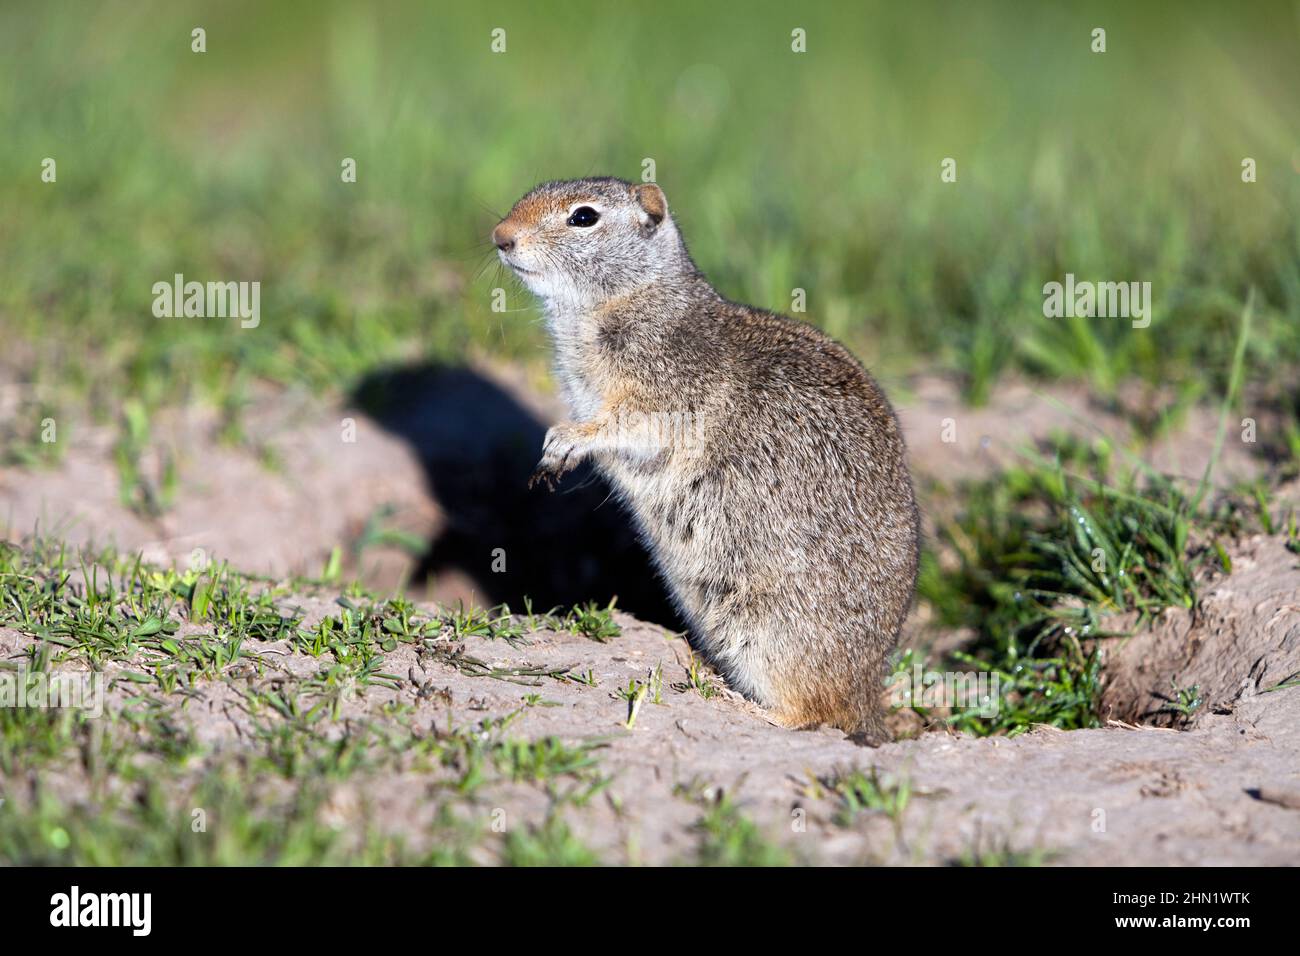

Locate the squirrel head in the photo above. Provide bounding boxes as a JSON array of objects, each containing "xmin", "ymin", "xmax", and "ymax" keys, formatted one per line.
[{"xmin": 493, "ymin": 177, "xmax": 688, "ymax": 308}]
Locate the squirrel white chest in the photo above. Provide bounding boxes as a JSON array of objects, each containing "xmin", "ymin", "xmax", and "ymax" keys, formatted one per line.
[
  {"xmin": 545, "ymin": 306, "xmax": 605, "ymax": 422},
  {"xmin": 559, "ymin": 373, "xmax": 602, "ymax": 422}
]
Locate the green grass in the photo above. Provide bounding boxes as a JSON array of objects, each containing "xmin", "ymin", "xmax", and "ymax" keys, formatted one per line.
[
  {"xmin": 0, "ymin": 535, "xmax": 633, "ymax": 864},
  {"xmin": 0, "ymin": 534, "xmax": 810, "ymax": 865},
  {"xmin": 1161, "ymin": 679, "xmax": 1204, "ymax": 720},
  {"xmin": 911, "ymin": 445, "xmax": 1233, "ymax": 735},
  {"xmin": 500, "ymin": 814, "xmax": 600, "ymax": 867},
  {"xmin": 0, "ymin": 685, "xmax": 610, "ymax": 865},
  {"xmin": 0, "ymin": 537, "xmax": 612, "ymax": 694},
  {"xmin": 563, "ymin": 599, "xmax": 622, "ymax": 643},
  {"xmin": 682, "ymin": 788, "xmax": 794, "ymax": 867},
  {"xmin": 670, "ymin": 650, "xmax": 722, "ymax": 700},
  {"xmin": 908, "ymin": 410, "xmax": 1297, "ymax": 736},
  {"xmin": 908, "ymin": 301, "xmax": 1272, "ymax": 736},
  {"xmin": 819, "ymin": 767, "xmax": 913, "ymax": 830},
  {"xmin": 950, "ymin": 834, "xmax": 1054, "ymax": 868},
  {"xmin": 1, "ymin": 0, "xmax": 1297, "ymax": 455}
]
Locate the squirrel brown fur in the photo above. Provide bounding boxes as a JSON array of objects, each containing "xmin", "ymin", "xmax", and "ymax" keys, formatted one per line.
[{"xmin": 493, "ymin": 177, "xmax": 919, "ymax": 743}]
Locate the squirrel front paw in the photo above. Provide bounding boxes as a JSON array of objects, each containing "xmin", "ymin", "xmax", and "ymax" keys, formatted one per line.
[{"xmin": 528, "ymin": 423, "xmax": 590, "ymax": 490}]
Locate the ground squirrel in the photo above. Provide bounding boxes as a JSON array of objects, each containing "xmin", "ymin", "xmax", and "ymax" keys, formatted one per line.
[{"xmin": 493, "ymin": 177, "xmax": 919, "ymax": 742}]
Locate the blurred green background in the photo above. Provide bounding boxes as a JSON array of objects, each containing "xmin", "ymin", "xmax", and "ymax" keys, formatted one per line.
[{"xmin": 2, "ymin": 0, "xmax": 1298, "ymax": 422}]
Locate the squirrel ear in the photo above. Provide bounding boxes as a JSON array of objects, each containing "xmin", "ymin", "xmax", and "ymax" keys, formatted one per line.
[{"xmin": 632, "ymin": 183, "xmax": 667, "ymax": 229}]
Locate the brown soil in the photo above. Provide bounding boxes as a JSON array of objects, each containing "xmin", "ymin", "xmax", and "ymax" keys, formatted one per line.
[
  {"xmin": 1, "ymin": 578, "xmax": 1296, "ymax": 865},
  {"xmin": 3, "ymin": 364, "xmax": 1299, "ymax": 864},
  {"xmin": 1098, "ymin": 533, "xmax": 1300, "ymax": 728}
]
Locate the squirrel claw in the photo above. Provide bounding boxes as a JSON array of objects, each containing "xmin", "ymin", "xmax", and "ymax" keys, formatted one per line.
[
  {"xmin": 527, "ymin": 466, "xmax": 557, "ymax": 491},
  {"xmin": 530, "ymin": 425, "xmax": 586, "ymax": 489}
]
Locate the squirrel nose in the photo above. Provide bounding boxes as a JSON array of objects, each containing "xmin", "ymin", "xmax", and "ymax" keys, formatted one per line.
[{"xmin": 492, "ymin": 224, "xmax": 516, "ymax": 253}]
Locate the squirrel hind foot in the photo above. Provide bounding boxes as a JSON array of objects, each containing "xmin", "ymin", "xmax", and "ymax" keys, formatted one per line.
[
  {"xmin": 768, "ymin": 698, "xmax": 892, "ymax": 745},
  {"xmin": 845, "ymin": 725, "xmax": 891, "ymax": 748}
]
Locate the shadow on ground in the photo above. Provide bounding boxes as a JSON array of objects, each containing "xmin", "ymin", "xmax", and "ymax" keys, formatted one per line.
[{"xmin": 353, "ymin": 363, "xmax": 684, "ymax": 630}]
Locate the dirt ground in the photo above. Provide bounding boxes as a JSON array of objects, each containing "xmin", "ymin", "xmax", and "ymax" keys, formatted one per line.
[
  {"xmin": 1, "ymin": 580, "xmax": 1296, "ymax": 865},
  {"xmin": 2, "ymin": 363, "xmax": 1299, "ymax": 864},
  {"xmin": 4, "ymin": 363, "xmax": 1285, "ymax": 598}
]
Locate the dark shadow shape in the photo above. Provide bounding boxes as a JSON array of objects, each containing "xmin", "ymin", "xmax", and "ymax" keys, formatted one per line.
[{"xmin": 353, "ymin": 363, "xmax": 683, "ymax": 630}]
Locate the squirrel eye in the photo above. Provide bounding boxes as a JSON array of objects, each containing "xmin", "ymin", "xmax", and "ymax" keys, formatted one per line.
[{"xmin": 566, "ymin": 206, "xmax": 600, "ymax": 227}]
